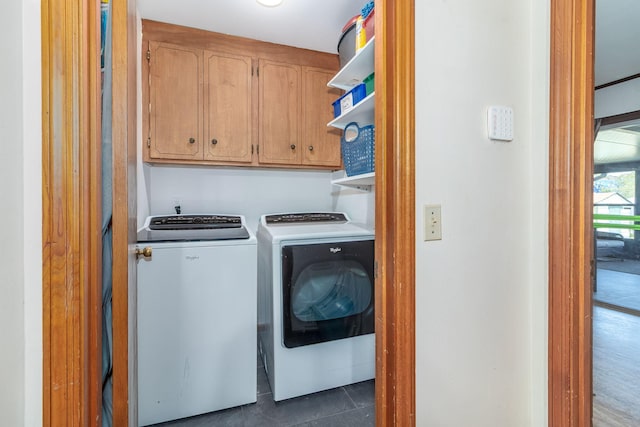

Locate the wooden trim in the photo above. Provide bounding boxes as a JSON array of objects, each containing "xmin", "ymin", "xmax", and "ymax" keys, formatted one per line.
[
  {"xmin": 41, "ymin": 0, "xmax": 102, "ymax": 425},
  {"xmin": 548, "ymin": 0, "xmax": 594, "ymax": 426},
  {"xmin": 111, "ymin": 0, "xmax": 138, "ymax": 425},
  {"xmin": 599, "ymin": 110, "xmax": 640, "ymax": 127},
  {"xmin": 375, "ymin": 0, "xmax": 416, "ymax": 425},
  {"xmin": 594, "ymin": 160, "xmax": 640, "ymax": 173},
  {"xmin": 142, "ymin": 20, "xmax": 339, "ymax": 69},
  {"xmin": 594, "ymin": 73, "xmax": 640, "ymax": 91},
  {"xmin": 593, "ymin": 301, "xmax": 640, "ymax": 318},
  {"xmin": 87, "ymin": 0, "xmax": 104, "ymax": 423}
]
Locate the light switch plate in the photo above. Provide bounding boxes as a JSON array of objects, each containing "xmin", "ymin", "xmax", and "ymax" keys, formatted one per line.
[
  {"xmin": 424, "ymin": 204, "xmax": 442, "ymax": 241},
  {"xmin": 487, "ymin": 106, "xmax": 514, "ymax": 141}
]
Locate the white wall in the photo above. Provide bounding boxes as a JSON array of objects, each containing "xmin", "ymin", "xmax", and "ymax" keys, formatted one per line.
[
  {"xmin": 22, "ymin": 1, "xmax": 43, "ymax": 424},
  {"xmin": 137, "ymin": 17, "xmax": 150, "ymax": 228},
  {"xmin": 414, "ymin": 0, "xmax": 548, "ymax": 425},
  {"xmin": 0, "ymin": 0, "xmax": 25, "ymax": 422},
  {"xmin": 143, "ymin": 165, "xmax": 371, "ymax": 232},
  {"xmin": 0, "ymin": 0, "xmax": 42, "ymax": 425},
  {"xmin": 331, "ymin": 171, "xmax": 375, "ymax": 228}
]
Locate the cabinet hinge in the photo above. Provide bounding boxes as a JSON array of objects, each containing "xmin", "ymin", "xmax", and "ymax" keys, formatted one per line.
[
  {"xmin": 146, "ymin": 49, "xmax": 150, "ymax": 62},
  {"xmin": 251, "ymin": 66, "xmax": 254, "ymax": 77},
  {"xmin": 256, "ymin": 145, "xmax": 259, "ymax": 154},
  {"xmin": 374, "ymin": 260, "xmax": 378, "ymax": 279},
  {"xmin": 257, "ymin": 67, "xmax": 259, "ymax": 77},
  {"xmin": 147, "ymin": 137, "xmax": 151, "ymax": 148},
  {"xmin": 251, "ymin": 144, "xmax": 254, "ymax": 155}
]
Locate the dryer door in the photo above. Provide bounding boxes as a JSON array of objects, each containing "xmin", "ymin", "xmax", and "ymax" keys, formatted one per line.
[{"xmin": 282, "ymin": 239, "xmax": 374, "ymax": 348}]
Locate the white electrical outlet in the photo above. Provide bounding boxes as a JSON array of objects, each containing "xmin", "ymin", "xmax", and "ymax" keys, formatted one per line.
[
  {"xmin": 424, "ymin": 204, "xmax": 442, "ymax": 241},
  {"xmin": 487, "ymin": 106, "xmax": 514, "ymax": 141}
]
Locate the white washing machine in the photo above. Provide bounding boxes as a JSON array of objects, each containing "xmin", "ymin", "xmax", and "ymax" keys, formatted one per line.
[
  {"xmin": 136, "ymin": 214, "xmax": 257, "ymax": 426},
  {"xmin": 257, "ymin": 212, "xmax": 375, "ymax": 401}
]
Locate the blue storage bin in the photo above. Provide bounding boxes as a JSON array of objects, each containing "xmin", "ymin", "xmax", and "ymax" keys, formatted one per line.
[
  {"xmin": 332, "ymin": 83, "xmax": 367, "ymax": 118},
  {"xmin": 341, "ymin": 122, "xmax": 375, "ymax": 176}
]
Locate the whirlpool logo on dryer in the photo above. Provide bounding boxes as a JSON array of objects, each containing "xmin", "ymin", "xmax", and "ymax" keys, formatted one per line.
[
  {"xmin": 185, "ymin": 255, "xmax": 200, "ymax": 261},
  {"xmin": 329, "ymin": 247, "xmax": 342, "ymax": 254}
]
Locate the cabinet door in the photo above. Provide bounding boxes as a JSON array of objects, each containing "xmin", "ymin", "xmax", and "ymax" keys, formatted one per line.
[
  {"xmin": 148, "ymin": 41, "xmax": 203, "ymax": 160},
  {"xmin": 258, "ymin": 59, "xmax": 301, "ymax": 165},
  {"xmin": 204, "ymin": 51, "xmax": 254, "ymax": 163},
  {"xmin": 301, "ymin": 67, "xmax": 342, "ymax": 167}
]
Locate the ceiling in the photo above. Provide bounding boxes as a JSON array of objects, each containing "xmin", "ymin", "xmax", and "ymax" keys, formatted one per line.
[
  {"xmin": 595, "ymin": 124, "xmax": 640, "ymax": 165},
  {"xmin": 136, "ymin": 0, "xmax": 640, "ymax": 84},
  {"xmin": 595, "ymin": 0, "xmax": 640, "ymax": 87},
  {"xmin": 137, "ymin": 0, "xmax": 640, "ymax": 165},
  {"xmin": 136, "ymin": 0, "xmax": 364, "ymax": 54}
]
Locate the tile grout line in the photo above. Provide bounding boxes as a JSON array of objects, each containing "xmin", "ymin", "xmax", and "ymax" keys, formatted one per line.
[
  {"xmin": 290, "ymin": 406, "xmax": 375, "ymax": 427},
  {"xmin": 343, "ymin": 386, "xmax": 359, "ymax": 409},
  {"xmin": 281, "ymin": 387, "xmax": 363, "ymax": 427}
]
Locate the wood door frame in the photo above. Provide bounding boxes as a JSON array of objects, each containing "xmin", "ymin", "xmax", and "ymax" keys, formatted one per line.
[
  {"xmin": 375, "ymin": 0, "xmax": 416, "ymax": 425},
  {"xmin": 41, "ymin": 0, "xmax": 103, "ymax": 425},
  {"xmin": 548, "ymin": 0, "xmax": 594, "ymax": 425},
  {"xmin": 111, "ymin": 0, "xmax": 139, "ymax": 425},
  {"xmin": 43, "ymin": 0, "xmax": 595, "ymax": 425},
  {"xmin": 41, "ymin": 0, "xmax": 137, "ymax": 425}
]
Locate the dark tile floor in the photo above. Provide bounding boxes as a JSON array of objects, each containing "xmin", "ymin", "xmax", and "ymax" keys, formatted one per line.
[{"xmin": 151, "ymin": 354, "xmax": 375, "ymax": 427}]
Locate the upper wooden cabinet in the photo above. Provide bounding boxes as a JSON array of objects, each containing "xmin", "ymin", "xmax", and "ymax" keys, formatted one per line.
[
  {"xmin": 148, "ymin": 41, "xmax": 203, "ymax": 161},
  {"xmin": 302, "ymin": 67, "xmax": 343, "ymax": 167},
  {"xmin": 258, "ymin": 59, "xmax": 301, "ymax": 165},
  {"xmin": 146, "ymin": 42, "xmax": 253, "ymax": 164},
  {"xmin": 258, "ymin": 60, "xmax": 342, "ymax": 168},
  {"xmin": 142, "ymin": 20, "xmax": 341, "ymax": 170},
  {"xmin": 204, "ymin": 51, "xmax": 253, "ymax": 163}
]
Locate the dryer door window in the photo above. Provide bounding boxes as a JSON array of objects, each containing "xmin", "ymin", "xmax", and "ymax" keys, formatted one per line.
[
  {"xmin": 291, "ymin": 260, "xmax": 372, "ymax": 321},
  {"xmin": 282, "ymin": 240, "xmax": 374, "ymax": 348}
]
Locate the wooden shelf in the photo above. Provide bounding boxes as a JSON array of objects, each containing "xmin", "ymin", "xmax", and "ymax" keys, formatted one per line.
[
  {"xmin": 327, "ymin": 92, "xmax": 375, "ymax": 129},
  {"xmin": 327, "ymin": 37, "xmax": 375, "ymax": 90}
]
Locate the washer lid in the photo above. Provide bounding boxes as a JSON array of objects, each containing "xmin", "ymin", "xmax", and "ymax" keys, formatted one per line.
[
  {"xmin": 148, "ymin": 214, "xmax": 243, "ymax": 230},
  {"xmin": 138, "ymin": 214, "xmax": 251, "ymax": 242},
  {"xmin": 259, "ymin": 212, "xmax": 373, "ymax": 243}
]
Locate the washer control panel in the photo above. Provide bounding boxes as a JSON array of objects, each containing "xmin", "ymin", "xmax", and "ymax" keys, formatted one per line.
[{"xmin": 149, "ymin": 215, "xmax": 242, "ymax": 230}]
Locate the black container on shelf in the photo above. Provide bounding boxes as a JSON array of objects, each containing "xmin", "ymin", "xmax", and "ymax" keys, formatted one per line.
[{"xmin": 338, "ymin": 15, "xmax": 359, "ymax": 68}]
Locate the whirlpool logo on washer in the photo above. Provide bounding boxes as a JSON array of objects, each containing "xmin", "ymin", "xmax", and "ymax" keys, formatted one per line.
[
  {"xmin": 185, "ymin": 255, "xmax": 200, "ymax": 261},
  {"xmin": 329, "ymin": 247, "xmax": 342, "ymax": 254}
]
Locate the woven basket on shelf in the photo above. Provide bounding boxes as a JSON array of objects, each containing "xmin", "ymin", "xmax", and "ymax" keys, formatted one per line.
[{"xmin": 341, "ymin": 122, "xmax": 375, "ymax": 177}]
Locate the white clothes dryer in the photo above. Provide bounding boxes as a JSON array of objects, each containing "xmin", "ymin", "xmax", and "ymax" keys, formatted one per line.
[{"xmin": 257, "ymin": 212, "xmax": 375, "ymax": 401}]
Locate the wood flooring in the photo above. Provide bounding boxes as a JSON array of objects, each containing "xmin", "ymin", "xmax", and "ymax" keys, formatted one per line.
[{"xmin": 593, "ymin": 306, "xmax": 640, "ymax": 426}]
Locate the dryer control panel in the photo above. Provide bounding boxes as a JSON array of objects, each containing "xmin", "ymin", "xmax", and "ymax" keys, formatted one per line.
[{"xmin": 265, "ymin": 212, "xmax": 348, "ymax": 225}]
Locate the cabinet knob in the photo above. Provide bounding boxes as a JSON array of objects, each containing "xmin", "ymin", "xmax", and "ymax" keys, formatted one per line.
[
  {"xmin": 290, "ymin": 144, "xmax": 296, "ymax": 150},
  {"xmin": 189, "ymin": 137, "xmax": 195, "ymax": 144},
  {"xmin": 211, "ymin": 139, "xmax": 218, "ymax": 145},
  {"xmin": 308, "ymin": 145, "xmax": 314, "ymax": 151},
  {"xmin": 135, "ymin": 246, "xmax": 152, "ymax": 259}
]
